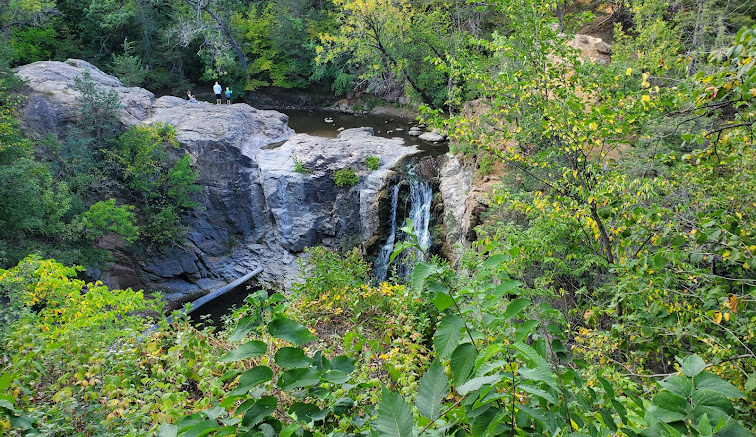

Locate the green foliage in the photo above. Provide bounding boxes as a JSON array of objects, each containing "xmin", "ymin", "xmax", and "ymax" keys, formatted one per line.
[
  {"xmin": 109, "ymin": 124, "xmax": 200, "ymax": 245},
  {"xmin": 293, "ymin": 156, "xmax": 310, "ymax": 174},
  {"xmin": 613, "ymin": 0, "xmax": 685, "ymax": 77},
  {"xmin": 77, "ymin": 198, "xmax": 138, "ymax": 243},
  {"xmin": 292, "ymin": 247, "xmax": 371, "ymax": 301},
  {"xmin": 381, "ymin": 234, "xmax": 752, "ymax": 436},
  {"xmin": 317, "ymin": 0, "xmax": 462, "ymax": 105},
  {"xmin": 72, "ymin": 70, "xmax": 122, "ymax": 142},
  {"xmin": 111, "ymin": 39, "xmax": 148, "ymax": 87},
  {"xmin": 333, "ymin": 167, "xmax": 358, "ymax": 187},
  {"xmin": 168, "ymin": 294, "xmax": 368, "ymax": 437},
  {"xmin": 365, "ymin": 155, "xmax": 380, "ymax": 171},
  {"xmin": 477, "ymin": 150, "xmax": 494, "ymax": 175}
]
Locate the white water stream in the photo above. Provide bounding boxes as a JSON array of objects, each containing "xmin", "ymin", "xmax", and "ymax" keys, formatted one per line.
[{"xmin": 374, "ymin": 174, "xmax": 433, "ymax": 281}]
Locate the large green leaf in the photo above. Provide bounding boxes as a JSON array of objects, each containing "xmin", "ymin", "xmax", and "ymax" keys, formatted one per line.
[
  {"xmin": 431, "ymin": 291, "xmax": 454, "ymax": 311},
  {"xmin": 502, "ymin": 298, "xmax": 530, "ymax": 320},
  {"xmin": 434, "ymin": 315, "xmax": 465, "ymax": 360},
  {"xmin": 471, "ymin": 408, "xmax": 498, "ymax": 437},
  {"xmin": 416, "ymin": 360, "xmax": 448, "ymax": 420},
  {"xmin": 650, "ymin": 391, "xmax": 691, "ymax": 423},
  {"xmin": 375, "ymin": 387, "xmax": 414, "ymax": 437},
  {"xmin": 693, "ymin": 372, "xmax": 746, "ymax": 399},
  {"xmin": 480, "ymin": 254, "xmax": 509, "ymax": 270},
  {"xmin": 274, "ymin": 347, "xmax": 312, "ymax": 368},
  {"xmin": 268, "ymin": 317, "xmax": 317, "ymax": 346},
  {"xmin": 219, "ymin": 341, "xmax": 267, "ymax": 362},
  {"xmin": 329, "ymin": 355, "xmax": 356, "ymax": 374},
  {"xmin": 228, "ymin": 366, "xmax": 273, "ymax": 396},
  {"xmin": 241, "ymin": 396, "xmax": 277, "ymax": 427},
  {"xmin": 288, "ymin": 402, "xmax": 322, "ymax": 424},
  {"xmin": 450, "ymin": 343, "xmax": 477, "ymax": 387},
  {"xmin": 279, "ymin": 423, "xmax": 300, "ymax": 437},
  {"xmin": 158, "ymin": 423, "xmax": 177, "ymax": 437},
  {"xmin": 511, "ymin": 341, "xmax": 558, "ymax": 391},
  {"xmin": 321, "ymin": 370, "xmax": 350, "ymax": 384},
  {"xmin": 412, "ymin": 262, "xmax": 442, "ymax": 294},
  {"xmin": 277, "ymin": 368, "xmax": 320, "ymax": 391},
  {"xmin": 228, "ymin": 315, "xmax": 260, "ymax": 342},
  {"xmin": 492, "ymin": 280, "xmax": 522, "ymax": 297},
  {"xmin": 518, "ymin": 382, "xmax": 557, "ymax": 404},
  {"xmin": 457, "ymin": 374, "xmax": 502, "ymax": 396},
  {"xmin": 693, "ymin": 390, "xmax": 734, "ymax": 417},
  {"xmin": 182, "ymin": 420, "xmax": 220, "ymax": 437},
  {"xmin": 514, "ymin": 320, "xmax": 539, "ymax": 342},
  {"xmin": 680, "ymin": 355, "xmax": 706, "ymax": 377},
  {"xmin": 659, "ymin": 375, "xmax": 693, "ymax": 398},
  {"xmin": 711, "ymin": 418, "xmax": 753, "ymax": 437}
]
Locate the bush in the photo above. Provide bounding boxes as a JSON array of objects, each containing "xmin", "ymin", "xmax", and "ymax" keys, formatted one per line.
[
  {"xmin": 364, "ymin": 155, "xmax": 380, "ymax": 171},
  {"xmin": 293, "ymin": 157, "xmax": 310, "ymax": 174},
  {"xmin": 333, "ymin": 167, "xmax": 358, "ymax": 186}
]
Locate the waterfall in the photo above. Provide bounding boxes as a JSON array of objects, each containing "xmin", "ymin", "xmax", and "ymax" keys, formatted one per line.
[
  {"xmin": 408, "ymin": 178, "xmax": 432, "ymax": 254},
  {"xmin": 374, "ymin": 183, "xmax": 401, "ymax": 281},
  {"xmin": 373, "ymin": 174, "xmax": 433, "ymax": 281}
]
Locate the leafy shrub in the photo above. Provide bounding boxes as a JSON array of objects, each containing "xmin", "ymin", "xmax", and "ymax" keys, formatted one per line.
[
  {"xmin": 77, "ymin": 199, "xmax": 138, "ymax": 243},
  {"xmin": 110, "ymin": 124, "xmax": 200, "ymax": 246},
  {"xmin": 333, "ymin": 167, "xmax": 358, "ymax": 186},
  {"xmin": 293, "ymin": 156, "xmax": 309, "ymax": 174},
  {"xmin": 291, "ymin": 247, "xmax": 370, "ymax": 301},
  {"xmin": 477, "ymin": 150, "xmax": 494, "ymax": 175},
  {"xmin": 72, "ymin": 71, "xmax": 122, "ymax": 142},
  {"xmin": 364, "ymin": 155, "xmax": 380, "ymax": 170}
]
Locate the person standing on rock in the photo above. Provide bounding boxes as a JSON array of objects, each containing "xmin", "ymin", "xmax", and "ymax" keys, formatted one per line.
[
  {"xmin": 213, "ymin": 81, "xmax": 222, "ymax": 105},
  {"xmin": 225, "ymin": 87, "xmax": 232, "ymax": 104}
]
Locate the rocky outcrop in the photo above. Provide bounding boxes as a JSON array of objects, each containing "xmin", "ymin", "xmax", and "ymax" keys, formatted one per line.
[
  {"xmin": 257, "ymin": 129, "xmax": 417, "ymax": 252},
  {"xmin": 438, "ymin": 154, "xmax": 488, "ymax": 264},
  {"xmin": 569, "ymin": 34, "xmax": 612, "ymax": 64},
  {"xmin": 15, "ymin": 59, "xmax": 420, "ymax": 302},
  {"xmin": 15, "ymin": 59, "xmax": 155, "ymax": 135}
]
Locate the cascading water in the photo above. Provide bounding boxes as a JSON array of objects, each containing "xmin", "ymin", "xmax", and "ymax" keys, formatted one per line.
[
  {"xmin": 408, "ymin": 178, "xmax": 433, "ymax": 253},
  {"xmin": 374, "ymin": 183, "xmax": 401, "ymax": 281},
  {"xmin": 374, "ymin": 171, "xmax": 433, "ymax": 281}
]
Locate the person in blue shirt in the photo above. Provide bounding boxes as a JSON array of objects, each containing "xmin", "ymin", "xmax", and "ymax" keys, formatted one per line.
[{"xmin": 225, "ymin": 87, "xmax": 232, "ymax": 105}]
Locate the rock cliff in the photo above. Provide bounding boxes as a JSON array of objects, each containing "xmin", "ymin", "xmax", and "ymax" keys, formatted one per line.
[{"xmin": 14, "ymin": 59, "xmax": 420, "ymax": 303}]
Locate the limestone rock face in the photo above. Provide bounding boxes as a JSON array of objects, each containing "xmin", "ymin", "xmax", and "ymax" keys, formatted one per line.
[
  {"xmin": 15, "ymin": 59, "xmax": 155, "ymax": 135},
  {"xmin": 438, "ymin": 154, "xmax": 486, "ymax": 263},
  {"xmin": 14, "ymin": 60, "xmax": 419, "ymax": 302},
  {"xmin": 257, "ymin": 129, "xmax": 418, "ymax": 252},
  {"xmin": 569, "ymin": 34, "xmax": 612, "ymax": 64}
]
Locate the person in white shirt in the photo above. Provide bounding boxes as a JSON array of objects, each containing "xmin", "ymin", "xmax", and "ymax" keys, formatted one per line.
[{"xmin": 213, "ymin": 82, "xmax": 222, "ymax": 104}]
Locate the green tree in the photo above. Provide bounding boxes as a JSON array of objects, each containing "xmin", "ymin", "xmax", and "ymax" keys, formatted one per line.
[
  {"xmin": 109, "ymin": 124, "xmax": 200, "ymax": 246},
  {"xmin": 72, "ymin": 70, "xmax": 122, "ymax": 142},
  {"xmin": 317, "ymin": 0, "xmax": 461, "ymax": 105}
]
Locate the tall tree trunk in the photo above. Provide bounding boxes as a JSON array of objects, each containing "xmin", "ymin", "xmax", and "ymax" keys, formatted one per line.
[
  {"xmin": 201, "ymin": 4, "xmax": 248, "ymax": 72},
  {"xmin": 590, "ymin": 201, "xmax": 615, "ymax": 264},
  {"xmin": 686, "ymin": 0, "xmax": 706, "ymax": 76},
  {"xmin": 181, "ymin": 0, "xmax": 249, "ymax": 72}
]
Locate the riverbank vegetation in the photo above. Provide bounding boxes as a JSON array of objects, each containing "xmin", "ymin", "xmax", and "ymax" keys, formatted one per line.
[{"xmin": 2, "ymin": 0, "xmax": 756, "ymax": 435}]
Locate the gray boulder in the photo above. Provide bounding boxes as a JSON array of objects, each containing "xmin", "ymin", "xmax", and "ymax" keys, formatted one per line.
[{"xmin": 419, "ymin": 131, "xmax": 445, "ymax": 142}]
